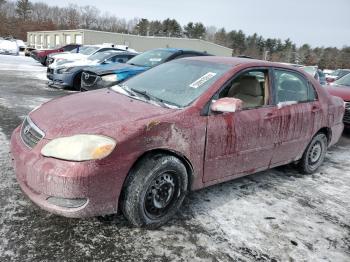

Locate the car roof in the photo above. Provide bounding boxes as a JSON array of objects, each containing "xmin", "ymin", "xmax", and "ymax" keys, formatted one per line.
[
  {"xmin": 183, "ymin": 56, "xmax": 304, "ymax": 69},
  {"xmin": 155, "ymin": 48, "xmax": 208, "ymax": 54}
]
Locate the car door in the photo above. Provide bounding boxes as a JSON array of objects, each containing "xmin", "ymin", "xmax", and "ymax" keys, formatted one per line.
[
  {"xmin": 203, "ymin": 68, "xmax": 281, "ymax": 182},
  {"xmin": 269, "ymin": 68, "xmax": 319, "ymax": 166}
]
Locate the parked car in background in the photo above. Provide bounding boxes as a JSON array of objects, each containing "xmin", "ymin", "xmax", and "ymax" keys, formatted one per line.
[
  {"xmin": 31, "ymin": 44, "xmax": 81, "ymax": 65},
  {"xmin": 318, "ymin": 69, "xmax": 327, "ymax": 86},
  {"xmin": 326, "ymin": 69, "xmax": 350, "ymax": 83},
  {"xmin": 15, "ymin": 39, "xmax": 26, "ymax": 52},
  {"xmin": 47, "ymin": 45, "xmax": 128, "ymax": 68},
  {"xmin": 80, "ymin": 48, "xmax": 210, "ymax": 91},
  {"xmin": 300, "ymin": 66, "xmax": 326, "ymax": 85},
  {"xmin": 11, "ymin": 57, "xmax": 344, "ymax": 228},
  {"xmin": 326, "ymin": 73, "xmax": 350, "ymax": 126},
  {"xmin": 24, "ymin": 46, "xmax": 36, "ymax": 57},
  {"xmin": 0, "ymin": 39, "xmax": 19, "ymax": 55},
  {"xmin": 48, "ymin": 50, "xmax": 137, "ymax": 90},
  {"xmin": 323, "ymin": 69, "xmax": 334, "ymax": 77}
]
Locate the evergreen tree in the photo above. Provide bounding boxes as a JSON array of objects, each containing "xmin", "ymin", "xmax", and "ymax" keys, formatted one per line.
[
  {"xmin": 16, "ymin": 0, "xmax": 32, "ymax": 21},
  {"xmin": 135, "ymin": 18, "xmax": 149, "ymax": 36}
]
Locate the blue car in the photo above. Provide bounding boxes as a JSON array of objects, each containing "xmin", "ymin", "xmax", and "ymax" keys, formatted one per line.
[
  {"xmin": 80, "ymin": 48, "xmax": 210, "ymax": 91},
  {"xmin": 47, "ymin": 50, "xmax": 137, "ymax": 90}
]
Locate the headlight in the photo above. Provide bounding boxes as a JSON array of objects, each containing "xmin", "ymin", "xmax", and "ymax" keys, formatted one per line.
[
  {"xmin": 57, "ymin": 67, "xmax": 73, "ymax": 74},
  {"xmin": 101, "ymin": 74, "xmax": 119, "ymax": 82},
  {"xmin": 41, "ymin": 134, "xmax": 116, "ymax": 161}
]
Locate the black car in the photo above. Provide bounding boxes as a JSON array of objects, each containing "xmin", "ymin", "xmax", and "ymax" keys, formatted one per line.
[{"xmin": 80, "ymin": 48, "xmax": 210, "ymax": 91}]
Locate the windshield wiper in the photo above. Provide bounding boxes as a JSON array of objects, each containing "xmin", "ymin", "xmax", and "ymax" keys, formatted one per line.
[
  {"xmin": 118, "ymin": 85, "xmax": 136, "ymax": 97},
  {"xmin": 130, "ymin": 88, "xmax": 172, "ymax": 108},
  {"xmin": 128, "ymin": 62, "xmax": 143, "ymax": 67}
]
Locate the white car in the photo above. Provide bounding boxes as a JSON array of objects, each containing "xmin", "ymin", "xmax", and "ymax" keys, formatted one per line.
[
  {"xmin": 0, "ymin": 39, "xmax": 19, "ymax": 55},
  {"xmin": 48, "ymin": 45, "xmax": 136, "ymax": 68}
]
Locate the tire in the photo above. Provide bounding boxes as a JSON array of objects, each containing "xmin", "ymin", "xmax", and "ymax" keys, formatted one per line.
[
  {"xmin": 41, "ymin": 56, "xmax": 47, "ymax": 66},
  {"xmin": 122, "ymin": 154, "xmax": 188, "ymax": 228},
  {"xmin": 72, "ymin": 73, "xmax": 82, "ymax": 91},
  {"xmin": 299, "ymin": 133, "xmax": 328, "ymax": 174}
]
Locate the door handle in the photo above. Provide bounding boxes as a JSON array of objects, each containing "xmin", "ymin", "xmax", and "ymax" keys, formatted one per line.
[
  {"xmin": 264, "ymin": 112, "xmax": 276, "ymax": 119},
  {"xmin": 311, "ymin": 105, "xmax": 321, "ymax": 113}
]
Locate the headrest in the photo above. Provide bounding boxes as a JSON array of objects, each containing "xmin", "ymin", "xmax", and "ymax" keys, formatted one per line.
[{"xmin": 238, "ymin": 77, "xmax": 262, "ymax": 96}]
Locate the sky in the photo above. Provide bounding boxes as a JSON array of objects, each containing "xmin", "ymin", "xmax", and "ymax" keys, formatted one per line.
[{"xmin": 31, "ymin": 0, "xmax": 350, "ymax": 48}]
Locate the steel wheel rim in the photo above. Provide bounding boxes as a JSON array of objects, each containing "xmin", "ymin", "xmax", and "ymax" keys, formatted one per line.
[
  {"xmin": 144, "ymin": 172, "xmax": 179, "ymax": 219},
  {"xmin": 308, "ymin": 141, "xmax": 323, "ymax": 165}
]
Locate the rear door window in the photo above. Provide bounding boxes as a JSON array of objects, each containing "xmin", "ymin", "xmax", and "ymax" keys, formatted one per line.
[{"xmin": 274, "ymin": 69, "xmax": 317, "ymax": 104}]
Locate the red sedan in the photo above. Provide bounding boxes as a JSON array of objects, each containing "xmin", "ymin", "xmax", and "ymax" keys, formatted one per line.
[
  {"xmin": 326, "ymin": 73, "xmax": 350, "ymax": 127},
  {"xmin": 31, "ymin": 44, "xmax": 80, "ymax": 65},
  {"xmin": 11, "ymin": 57, "xmax": 344, "ymax": 228}
]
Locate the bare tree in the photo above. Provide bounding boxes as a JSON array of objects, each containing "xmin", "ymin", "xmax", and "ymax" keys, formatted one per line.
[{"xmin": 80, "ymin": 5, "xmax": 99, "ymax": 29}]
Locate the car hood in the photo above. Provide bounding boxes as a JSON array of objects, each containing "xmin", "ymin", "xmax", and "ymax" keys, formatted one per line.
[
  {"xmin": 49, "ymin": 51, "xmax": 70, "ymax": 58},
  {"xmin": 85, "ymin": 62, "xmax": 148, "ymax": 76},
  {"xmin": 60, "ymin": 59, "xmax": 100, "ymax": 68},
  {"xmin": 54, "ymin": 53, "xmax": 86, "ymax": 60},
  {"xmin": 326, "ymin": 85, "xmax": 350, "ymax": 101},
  {"xmin": 29, "ymin": 89, "xmax": 172, "ymax": 139}
]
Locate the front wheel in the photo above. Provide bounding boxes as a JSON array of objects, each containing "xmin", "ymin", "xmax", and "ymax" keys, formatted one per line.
[
  {"xmin": 72, "ymin": 73, "xmax": 82, "ymax": 91},
  {"xmin": 299, "ymin": 133, "xmax": 328, "ymax": 174},
  {"xmin": 122, "ymin": 154, "xmax": 188, "ymax": 228}
]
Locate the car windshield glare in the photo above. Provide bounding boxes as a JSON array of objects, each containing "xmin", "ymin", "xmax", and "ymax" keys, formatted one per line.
[
  {"xmin": 80, "ymin": 46, "xmax": 99, "ymax": 55},
  {"xmin": 88, "ymin": 51, "xmax": 118, "ymax": 62},
  {"xmin": 126, "ymin": 49, "xmax": 175, "ymax": 67},
  {"xmin": 112, "ymin": 60, "xmax": 230, "ymax": 107},
  {"xmin": 334, "ymin": 73, "xmax": 350, "ymax": 87}
]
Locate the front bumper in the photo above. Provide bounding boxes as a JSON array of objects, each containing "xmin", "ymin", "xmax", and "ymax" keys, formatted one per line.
[
  {"xmin": 52, "ymin": 73, "xmax": 74, "ymax": 88},
  {"xmin": 10, "ymin": 127, "xmax": 127, "ymax": 218},
  {"xmin": 47, "ymin": 68, "xmax": 74, "ymax": 88}
]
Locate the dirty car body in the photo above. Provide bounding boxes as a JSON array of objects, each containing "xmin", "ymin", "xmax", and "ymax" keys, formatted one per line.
[
  {"xmin": 80, "ymin": 48, "xmax": 210, "ymax": 91},
  {"xmin": 11, "ymin": 57, "xmax": 344, "ymax": 226}
]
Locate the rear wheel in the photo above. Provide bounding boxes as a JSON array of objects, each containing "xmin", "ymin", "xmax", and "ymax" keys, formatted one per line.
[
  {"xmin": 122, "ymin": 154, "xmax": 188, "ymax": 228},
  {"xmin": 299, "ymin": 133, "xmax": 328, "ymax": 174}
]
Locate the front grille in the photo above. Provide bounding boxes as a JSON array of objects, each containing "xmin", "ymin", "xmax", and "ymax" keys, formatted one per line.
[
  {"xmin": 344, "ymin": 102, "xmax": 350, "ymax": 124},
  {"xmin": 20, "ymin": 117, "xmax": 45, "ymax": 148},
  {"xmin": 81, "ymin": 72, "xmax": 99, "ymax": 86}
]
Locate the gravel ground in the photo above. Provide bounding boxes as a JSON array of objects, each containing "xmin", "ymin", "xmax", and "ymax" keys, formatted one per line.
[{"xmin": 0, "ymin": 54, "xmax": 349, "ymax": 262}]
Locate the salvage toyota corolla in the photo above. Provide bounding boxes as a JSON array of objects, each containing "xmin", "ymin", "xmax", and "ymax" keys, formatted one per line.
[{"xmin": 11, "ymin": 57, "xmax": 345, "ymax": 228}]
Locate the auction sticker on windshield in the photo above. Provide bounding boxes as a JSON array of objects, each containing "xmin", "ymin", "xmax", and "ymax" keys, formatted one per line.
[
  {"xmin": 149, "ymin": 58, "xmax": 162, "ymax": 62},
  {"xmin": 189, "ymin": 72, "xmax": 217, "ymax": 88}
]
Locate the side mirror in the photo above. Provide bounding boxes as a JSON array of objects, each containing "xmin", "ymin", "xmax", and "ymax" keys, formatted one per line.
[{"xmin": 211, "ymin": 97, "xmax": 243, "ymax": 113}]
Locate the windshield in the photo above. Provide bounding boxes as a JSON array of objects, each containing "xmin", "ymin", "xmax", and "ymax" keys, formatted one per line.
[
  {"xmin": 88, "ymin": 50, "xmax": 119, "ymax": 62},
  {"xmin": 79, "ymin": 46, "xmax": 99, "ymax": 55},
  {"xmin": 112, "ymin": 60, "xmax": 231, "ymax": 107},
  {"xmin": 69, "ymin": 47, "xmax": 79, "ymax": 53},
  {"xmin": 334, "ymin": 73, "xmax": 350, "ymax": 87},
  {"xmin": 126, "ymin": 49, "xmax": 176, "ymax": 67}
]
